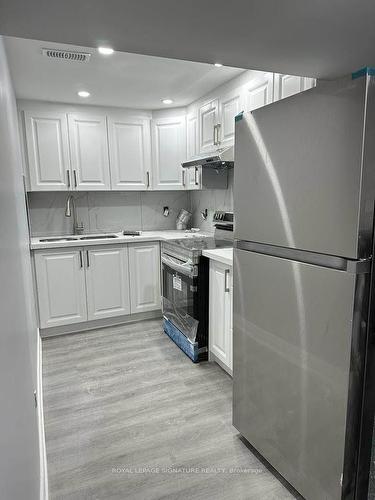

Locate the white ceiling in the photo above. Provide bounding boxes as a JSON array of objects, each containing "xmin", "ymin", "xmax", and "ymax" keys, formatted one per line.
[
  {"xmin": 4, "ymin": 37, "xmax": 245, "ymax": 109},
  {"xmin": 1, "ymin": 0, "xmax": 375, "ymax": 79}
]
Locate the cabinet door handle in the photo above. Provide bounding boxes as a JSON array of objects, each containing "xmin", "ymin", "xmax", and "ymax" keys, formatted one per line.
[
  {"xmin": 146, "ymin": 171, "xmax": 150, "ymax": 188},
  {"xmin": 224, "ymin": 269, "xmax": 230, "ymax": 292},
  {"xmin": 67, "ymin": 170, "xmax": 71, "ymax": 189},
  {"xmin": 86, "ymin": 250, "xmax": 90, "ymax": 268},
  {"xmin": 195, "ymin": 167, "xmax": 199, "ymax": 186},
  {"xmin": 182, "ymin": 169, "xmax": 185, "ymax": 187},
  {"xmin": 213, "ymin": 124, "xmax": 217, "ymax": 146},
  {"xmin": 79, "ymin": 250, "xmax": 83, "ymax": 268},
  {"xmin": 73, "ymin": 170, "xmax": 78, "ymax": 188},
  {"xmin": 215, "ymin": 123, "xmax": 221, "ymax": 145}
]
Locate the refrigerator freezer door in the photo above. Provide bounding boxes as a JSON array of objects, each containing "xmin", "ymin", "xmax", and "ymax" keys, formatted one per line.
[
  {"xmin": 234, "ymin": 76, "xmax": 375, "ymax": 260},
  {"xmin": 233, "ymin": 248, "xmax": 358, "ymax": 499}
]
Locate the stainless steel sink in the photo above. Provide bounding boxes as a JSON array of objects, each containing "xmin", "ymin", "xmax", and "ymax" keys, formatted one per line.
[
  {"xmin": 39, "ymin": 237, "xmax": 79, "ymax": 242},
  {"xmin": 39, "ymin": 234, "xmax": 119, "ymax": 243},
  {"xmin": 79, "ymin": 234, "xmax": 118, "ymax": 240}
]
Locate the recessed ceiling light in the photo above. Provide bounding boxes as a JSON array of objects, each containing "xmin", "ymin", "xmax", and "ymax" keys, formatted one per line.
[
  {"xmin": 98, "ymin": 46, "xmax": 114, "ymax": 55},
  {"xmin": 78, "ymin": 90, "xmax": 90, "ymax": 98},
  {"xmin": 214, "ymin": 63, "xmax": 223, "ymax": 67},
  {"xmin": 162, "ymin": 98, "xmax": 173, "ymax": 105}
]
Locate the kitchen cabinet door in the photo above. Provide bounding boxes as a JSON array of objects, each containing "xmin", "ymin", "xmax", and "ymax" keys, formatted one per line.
[
  {"xmin": 108, "ymin": 115, "xmax": 152, "ymax": 190},
  {"xmin": 187, "ymin": 166, "xmax": 201, "ymax": 190},
  {"xmin": 186, "ymin": 112, "xmax": 201, "ymax": 190},
  {"xmin": 209, "ymin": 261, "xmax": 233, "ymax": 373},
  {"xmin": 85, "ymin": 246, "xmax": 130, "ymax": 320},
  {"xmin": 243, "ymin": 72, "xmax": 274, "ymax": 112},
  {"xmin": 219, "ymin": 88, "xmax": 243, "ymax": 148},
  {"xmin": 303, "ymin": 77, "xmax": 317, "ymax": 91},
  {"xmin": 151, "ymin": 116, "xmax": 186, "ymax": 190},
  {"xmin": 198, "ymin": 98, "xmax": 219, "ymax": 153},
  {"xmin": 187, "ymin": 112, "xmax": 198, "ymax": 160},
  {"xmin": 129, "ymin": 242, "xmax": 161, "ymax": 313},
  {"xmin": 34, "ymin": 249, "xmax": 87, "ymax": 328},
  {"xmin": 273, "ymin": 74, "xmax": 304, "ymax": 101},
  {"xmin": 24, "ymin": 110, "xmax": 71, "ymax": 191},
  {"xmin": 68, "ymin": 113, "xmax": 111, "ymax": 190}
]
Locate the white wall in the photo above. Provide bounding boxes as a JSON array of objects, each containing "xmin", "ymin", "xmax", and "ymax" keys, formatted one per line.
[{"xmin": 0, "ymin": 37, "xmax": 40, "ymax": 500}]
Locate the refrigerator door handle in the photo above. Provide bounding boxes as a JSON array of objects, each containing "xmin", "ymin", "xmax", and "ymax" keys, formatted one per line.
[{"xmin": 235, "ymin": 240, "xmax": 371, "ymax": 274}]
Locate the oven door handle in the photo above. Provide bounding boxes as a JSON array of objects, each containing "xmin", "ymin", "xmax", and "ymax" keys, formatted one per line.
[{"xmin": 161, "ymin": 254, "xmax": 196, "ymax": 277}]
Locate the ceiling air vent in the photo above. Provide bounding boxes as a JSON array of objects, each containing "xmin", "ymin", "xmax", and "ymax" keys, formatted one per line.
[{"xmin": 42, "ymin": 48, "xmax": 91, "ymax": 63}]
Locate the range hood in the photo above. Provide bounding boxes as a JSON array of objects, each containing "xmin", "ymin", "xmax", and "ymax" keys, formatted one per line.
[{"xmin": 181, "ymin": 145, "xmax": 234, "ymax": 169}]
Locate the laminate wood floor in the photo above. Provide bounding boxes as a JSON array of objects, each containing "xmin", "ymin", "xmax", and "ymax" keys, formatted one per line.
[{"xmin": 43, "ymin": 319, "xmax": 297, "ymax": 500}]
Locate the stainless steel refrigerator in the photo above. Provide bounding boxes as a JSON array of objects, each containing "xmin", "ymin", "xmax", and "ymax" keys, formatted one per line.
[{"xmin": 233, "ymin": 70, "xmax": 375, "ymax": 500}]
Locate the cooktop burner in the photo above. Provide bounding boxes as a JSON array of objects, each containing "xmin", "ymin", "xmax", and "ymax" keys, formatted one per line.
[
  {"xmin": 162, "ymin": 237, "xmax": 233, "ymax": 264},
  {"xmin": 170, "ymin": 237, "xmax": 232, "ymax": 251}
]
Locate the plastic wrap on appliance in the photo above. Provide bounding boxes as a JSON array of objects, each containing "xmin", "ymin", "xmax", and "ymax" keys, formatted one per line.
[{"xmin": 162, "ymin": 297, "xmax": 198, "ymax": 342}]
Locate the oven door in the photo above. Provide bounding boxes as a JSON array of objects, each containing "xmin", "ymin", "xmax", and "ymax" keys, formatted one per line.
[{"xmin": 161, "ymin": 254, "xmax": 199, "ymax": 342}]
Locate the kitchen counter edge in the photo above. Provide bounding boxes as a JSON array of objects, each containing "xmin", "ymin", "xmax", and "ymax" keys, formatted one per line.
[
  {"xmin": 30, "ymin": 231, "xmax": 214, "ymax": 250},
  {"xmin": 202, "ymin": 248, "xmax": 233, "ymax": 267}
]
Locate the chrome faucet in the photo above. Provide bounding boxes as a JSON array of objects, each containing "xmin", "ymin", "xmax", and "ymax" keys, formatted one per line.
[{"xmin": 65, "ymin": 194, "xmax": 84, "ymax": 235}]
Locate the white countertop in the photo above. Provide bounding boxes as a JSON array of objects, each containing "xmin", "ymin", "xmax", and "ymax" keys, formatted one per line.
[
  {"xmin": 30, "ymin": 230, "xmax": 213, "ymax": 250},
  {"xmin": 202, "ymin": 248, "xmax": 233, "ymax": 266}
]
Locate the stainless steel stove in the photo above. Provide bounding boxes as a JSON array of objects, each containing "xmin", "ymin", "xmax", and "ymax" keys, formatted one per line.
[{"xmin": 161, "ymin": 211, "xmax": 233, "ymax": 362}]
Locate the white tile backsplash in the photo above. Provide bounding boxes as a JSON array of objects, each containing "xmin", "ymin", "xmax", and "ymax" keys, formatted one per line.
[
  {"xmin": 189, "ymin": 170, "xmax": 234, "ymax": 231},
  {"xmin": 28, "ymin": 192, "xmax": 90, "ymax": 236},
  {"xmin": 28, "ymin": 190, "xmax": 190, "ymax": 236},
  {"xmin": 140, "ymin": 191, "xmax": 191, "ymax": 231},
  {"xmin": 87, "ymin": 192, "xmax": 142, "ymax": 233},
  {"xmin": 27, "ymin": 171, "xmax": 233, "ymax": 237}
]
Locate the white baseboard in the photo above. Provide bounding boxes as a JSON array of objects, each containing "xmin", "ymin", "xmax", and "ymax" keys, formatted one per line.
[{"xmin": 37, "ymin": 330, "xmax": 48, "ymax": 500}]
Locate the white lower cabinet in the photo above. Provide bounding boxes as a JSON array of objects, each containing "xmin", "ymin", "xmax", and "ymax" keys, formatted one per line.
[
  {"xmin": 34, "ymin": 242, "xmax": 161, "ymax": 330},
  {"xmin": 128, "ymin": 242, "xmax": 161, "ymax": 313},
  {"xmin": 209, "ymin": 261, "xmax": 233, "ymax": 374},
  {"xmin": 85, "ymin": 247, "xmax": 130, "ymax": 320},
  {"xmin": 34, "ymin": 249, "xmax": 87, "ymax": 328}
]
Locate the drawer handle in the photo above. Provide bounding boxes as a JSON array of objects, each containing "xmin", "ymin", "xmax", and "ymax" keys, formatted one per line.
[{"xmin": 224, "ymin": 269, "xmax": 230, "ymax": 293}]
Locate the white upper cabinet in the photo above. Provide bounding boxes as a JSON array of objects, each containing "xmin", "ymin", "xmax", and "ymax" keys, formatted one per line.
[
  {"xmin": 243, "ymin": 72, "xmax": 274, "ymax": 112},
  {"xmin": 218, "ymin": 88, "xmax": 243, "ymax": 148},
  {"xmin": 187, "ymin": 166, "xmax": 201, "ymax": 190},
  {"xmin": 151, "ymin": 115, "xmax": 186, "ymax": 190},
  {"xmin": 34, "ymin": 249, "xmax": 87, "ymax": 328},
  {"xmin": 128, "ymin": 242, "xmax": 161, "ymax": 313},
  {"xmin": 198, "ymin": 98, "xmax": 220, "ymax": 153},
  {"xmin": 273, "ymin": 74, "xmax": 316, "ymax": 102},
  {"xmin": 273, "ymin": 74, "xmax": 304, "ymax": 101},
  {"xmin": 186, "ymin": 112, "xmax": 198, "ymax": 159},
  {"xmin": 85, "ymin": 246, "xmax": 130, "ymax": 320},
  {"xmin": 68, "ymin": 113, "xmax": 111, "ymax": 190},
  {"xmin": 303, "ymin": 77, "xmax": 317, "ymax": 91},
  {"xmin": 108, "ymin": 115, "xmax": 152, "ymax": 190},
  {"xmin": 186, "ymin": 111, "xmax": 201, "ymax": 190},
  {"xmin": 24, "ymin": 110, "xmax": 71, "ymax": 191}
]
